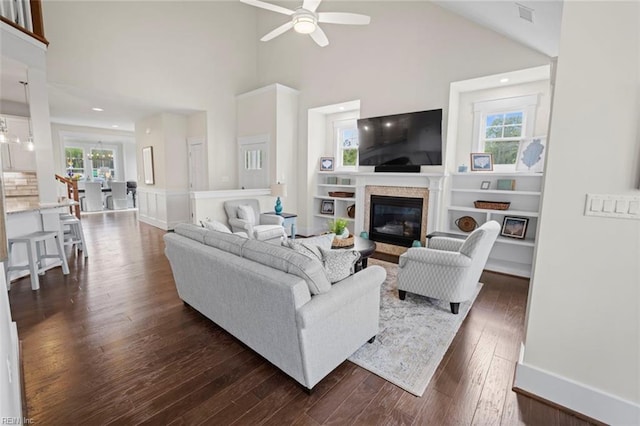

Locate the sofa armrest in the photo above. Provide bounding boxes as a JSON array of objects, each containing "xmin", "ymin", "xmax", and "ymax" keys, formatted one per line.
[
  {"xmin": 296, "ymin": 265, "xmax": 386, "ymax": 329},
  {"xmin": 428, "ymin": 237, "xmax": 464, "ymax": 252},
  {"xmin": 260, "ymin": 213, "xmax": 285, "ymax": 226},
  {"xmin": 398, "ymin": 248, "xmax": 472, "ymax": 268},
  {"xmin": 228, "ymin": 217, "xmax": 251, "ymax": 233}
]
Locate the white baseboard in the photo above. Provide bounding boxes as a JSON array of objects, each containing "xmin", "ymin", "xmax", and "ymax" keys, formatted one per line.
[{"xmin": 515, "ymin": 348, "xmax": 640, "ymax": 425}]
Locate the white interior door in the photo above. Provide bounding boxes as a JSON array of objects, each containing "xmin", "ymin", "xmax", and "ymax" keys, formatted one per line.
[
  {"xmin": 188, "ymin": 138, "xmax": 207, "ymax": 191},
  {"xmin": 238, "ymin": 135, "xmax": 269, "ymax": 189}
]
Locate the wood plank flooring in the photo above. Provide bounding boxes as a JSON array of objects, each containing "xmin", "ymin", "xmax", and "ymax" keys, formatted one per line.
[{"xmin": 7, "ymin": 212, "xmax": 594, "ymax": 425}]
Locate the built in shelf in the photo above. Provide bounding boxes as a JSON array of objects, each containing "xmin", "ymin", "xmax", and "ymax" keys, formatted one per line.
[
  {"xmin": 485, "ymin": 258, "xmax": 532, "ymax": 277},
  {"xmin": 450, "ymin": 189, "xmax": 541, "ymax": 196},
  {"xmin": 447, "ymin": 205, "xmax": 540, "ymax": 217},
  {"xmin": 451, "ymin": 172, "xmax": 543, "ymax": 177},
  {"xmin": 443, "ymin": 228, "xmax": 536, "ymax": 247},
  {"xmin": 313, "ymin": 214, "xmax": 355, "ymax": 222},
  {"xmin": 313, "ymin": 195, "xmax": 356, "ymax": 202},
  {"xmin": 317, "ymin": 184, "xmax": 357, "ymax": 189}
]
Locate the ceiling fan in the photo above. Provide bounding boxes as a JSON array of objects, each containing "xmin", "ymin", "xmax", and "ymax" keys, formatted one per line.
[{"xmin": 240, "ymin": 0, "xmax": 371, "ymax": 47}]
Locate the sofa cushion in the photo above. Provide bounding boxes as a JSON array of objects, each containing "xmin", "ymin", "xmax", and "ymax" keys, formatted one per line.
[
  {"xmin": 174, "ymin": 223, "xmax": 209, "ymax": 244},
  {"xmin": 319, "ymin": 247, "xmax": 361, "ymax": 283},
  {"xmin": 237, "ymin": 205, "xmax": 256, "ymax": 225},
  {"xmin": 203, "ymin": 230, "xmax": 249, "ymax": 256},
  {"xmin": 282, "ymin": 233, "xmax": 335, "ymax": 261},
  {"xmin": 202, "ymin": 219, "xmax": 232, "ymax": 233},
  {"xmin": 253, "ymin": 225, "xmax": 285, "ymax": 241},
  {"xmin": 242, "ymin": 239, "xmax": 331, "ymax": 295}
]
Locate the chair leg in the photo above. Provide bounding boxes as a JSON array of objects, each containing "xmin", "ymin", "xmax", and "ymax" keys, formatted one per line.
[
  {"xmin": 368, "ymin": 336, "xmax": 376, "ymax": 344},
  {"xmin": 27, "ymin": 240, "xmax": 40, "ymax": 291},
  {"xmin": 398, "ymin": 290, "xmax": 406, "ymax": 300},
  {"xmin": 55, "ymin": 234, "xmax": 70, "ymax": 275},
  {"xmin": 450, "ymin": 303, "xmax": 460, "ymax": 314}
]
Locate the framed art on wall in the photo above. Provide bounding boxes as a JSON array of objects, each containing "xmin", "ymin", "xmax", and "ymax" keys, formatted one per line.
[
  {"xmin": 516, "ymin": 136, "xmax": 546, "ymax": 172},
  {"xmin": 470, "ymin": 153, "xmax": 493, "ymax": 171},
  {"xmin": 320, "ymin": 157, "xmax": 334, "ymax": 171},
  {"xmin": 142, "ymin": 146, "xmax": 155, "ymax": 185}
]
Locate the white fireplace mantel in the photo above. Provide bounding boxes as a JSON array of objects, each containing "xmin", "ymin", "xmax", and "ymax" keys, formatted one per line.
[{"xmin": 349, "ymin": 172, "xmax": 447, "ymax": 236}]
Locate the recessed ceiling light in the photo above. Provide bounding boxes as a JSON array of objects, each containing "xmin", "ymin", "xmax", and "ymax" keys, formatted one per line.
[
  {"xmin": 339, "ymin": 106, "xmax": 345, "ymax": 111},
  {"xmin": 385, "ymin": 122, "xmax": 392, "ymax": 127},
  {"xmin": 500, "ymin": 78, "xmax": 509, "ymax": 83},
  {"xmin": 111, "ymin": 124, "xmax": 119, "ymax": 128},
  {"xmin": 92, "ymin": 107, "xmax": 104, "ymax": 112}
]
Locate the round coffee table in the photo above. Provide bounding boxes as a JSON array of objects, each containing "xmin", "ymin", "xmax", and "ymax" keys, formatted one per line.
[{"xmin": 352, "ymin": 236, "xmax": 376, "ymax": 271}]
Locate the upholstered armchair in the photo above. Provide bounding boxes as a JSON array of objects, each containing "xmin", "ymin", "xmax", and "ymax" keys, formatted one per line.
[
  {"xmin": 397, "ymin": 221, "xmax": 500, "ymax": 314},
  {"xmin": 223, "ymin": 199, "xmax": 286, "ymax": 243}
]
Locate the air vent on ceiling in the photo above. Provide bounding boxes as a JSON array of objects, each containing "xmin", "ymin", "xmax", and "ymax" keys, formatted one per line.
[{"xmin": 516, "ymin": 3, "xmax": 534, "ymax": 23}]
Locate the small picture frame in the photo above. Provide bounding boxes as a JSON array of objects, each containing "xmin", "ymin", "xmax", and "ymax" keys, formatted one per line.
[
  {"xmin": 480, "ymin": 181, "xmax": 491, "ymax": 190},
  {"xmin": 470, "ymin": 153, "xmax": 493, "ymax": 171},
  {"xmin": 501, "ymin": 216, "xmax": 529, "ymax": 239},
  {"xmin": 497, "ymin": 179, "xmax": 516, "ymax": 190},
  {"xmin": 320, "ymin": 157, "xmax": 334, "ymax": 171},
  {"xmin": 320, "ymin": 200, "xmax": 335, "ymax": 215}
]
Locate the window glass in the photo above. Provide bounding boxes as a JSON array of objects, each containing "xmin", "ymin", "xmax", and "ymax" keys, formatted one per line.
[
  {"xmin": 65, "ymin": 147, "xmax": 84, "ymax": 178},
  {"xmin": 339, "ymin": 127, "xmax": 358, "ymax": 167},
  {"xmin": 483, "ymin": 111, "xmax": 524, "ymax": 165},
  {"xmin": 90, "ymin": 148, "xmax": 115, "ymax": 180}
]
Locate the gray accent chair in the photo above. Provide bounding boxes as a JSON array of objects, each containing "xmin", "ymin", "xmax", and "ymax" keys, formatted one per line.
[
  {"xmin": 223, "ymin": 198, "xmax": 285, "ymax": 243},
  {"xmin": 397, "ymin": 221, "xmax": 500, "ymax": 314}
]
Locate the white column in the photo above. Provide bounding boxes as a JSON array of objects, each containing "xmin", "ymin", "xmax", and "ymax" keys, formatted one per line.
[{"xmin": 27, "ymin": 67, "xmax": 57, "ymax": 202}]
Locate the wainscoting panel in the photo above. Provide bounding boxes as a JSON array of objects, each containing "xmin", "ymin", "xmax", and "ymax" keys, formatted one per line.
[{"xmin": 137, "ymin": 188, "xmax": 189, "ymax": 230}]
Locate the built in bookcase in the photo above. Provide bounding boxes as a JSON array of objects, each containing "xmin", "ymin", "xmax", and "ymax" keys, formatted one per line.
[
  {"xmin": 313, "ymin": 172, "xmax": 357, "ymax": 234},
  {"xmin": 446, "ymin": 172, "xmax": 543, "ymax": 277}
]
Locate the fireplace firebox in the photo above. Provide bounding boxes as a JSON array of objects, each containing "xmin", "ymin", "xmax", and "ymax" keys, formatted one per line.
[{"xmin": 369, "ymin": 195, "xmax": 423, "ymax": 247}]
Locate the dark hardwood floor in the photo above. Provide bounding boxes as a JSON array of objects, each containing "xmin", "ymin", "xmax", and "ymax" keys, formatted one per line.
[{"xmin": 7, "ymin": 212, "xmax": 593, "ymax": 425}]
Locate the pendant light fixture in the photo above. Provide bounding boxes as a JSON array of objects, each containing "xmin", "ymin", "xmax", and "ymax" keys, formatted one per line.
[
  {"xmin": 19, "ymin": 81, "xmax": 35, "ymax": 151},
  {"xmin": 0, "ymin": 116, "xmax": 20, "ymax": 145}
]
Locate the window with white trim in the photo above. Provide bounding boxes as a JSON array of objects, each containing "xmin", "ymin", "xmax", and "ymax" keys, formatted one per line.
[
  {"xmin": 473, "ymin": 94, "xmax": 538, "ymax": 170},
  {"xmin": 334, "ymin": 119, "xmax": 359, "ymax": 169}
]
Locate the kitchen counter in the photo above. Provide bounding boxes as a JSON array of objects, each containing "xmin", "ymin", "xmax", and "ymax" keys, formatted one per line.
[{"xmin": 6, "ymin": 197, "xmax": 79, "ymax": 214}]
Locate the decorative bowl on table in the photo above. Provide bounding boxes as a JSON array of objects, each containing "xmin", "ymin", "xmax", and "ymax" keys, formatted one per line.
[{"xmin": 331, "ymin": 234, "xmax": 355, "ymax": 248}]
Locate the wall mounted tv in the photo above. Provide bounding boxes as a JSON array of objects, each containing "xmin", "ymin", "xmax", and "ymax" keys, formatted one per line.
[{"xmin": 358, "ymin": 108, "xmax": 443, "ymax": 167}]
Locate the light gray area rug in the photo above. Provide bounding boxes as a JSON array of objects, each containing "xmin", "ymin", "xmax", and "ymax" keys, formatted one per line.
[{"xmin": 348, "ymin": 258, "xmax": 482, "ymax": 397}]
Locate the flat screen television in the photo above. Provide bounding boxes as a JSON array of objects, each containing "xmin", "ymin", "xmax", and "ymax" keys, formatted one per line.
[{"xmin": 358, "ymin": 109, "xmax": 443, "ymax": 167}]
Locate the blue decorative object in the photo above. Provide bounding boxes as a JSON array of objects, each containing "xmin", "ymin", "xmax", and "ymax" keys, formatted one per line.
[
  {"xmin": 360, "ymin": 231, "xmax": 369, "ymax": 239},
  {"xmin": 522, "ymin": 139, "xmax": 544, "ymax": 169},
  {"xmin": 458, "ymin": 165, "xmax": 468, "ymax": 173},
  {"xmin": 274, "ymin": 197, "xmax": 283, "ymax": 215},
  {"xmin": 411, "ymin": 240, "xmax": 422, "ymax": 247}
]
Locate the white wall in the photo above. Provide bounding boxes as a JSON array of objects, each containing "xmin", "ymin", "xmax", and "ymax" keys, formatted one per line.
[
  {"xmin": 255, "ymin": 1, "xmax": 550, "ymax": 231},
  {"xmin": 518, "ymin": 1, "xmax": 640, "ymax": 423},
  {"xmin": 42, "ymin": 0, "xmax": 258, "ymax": 191}
]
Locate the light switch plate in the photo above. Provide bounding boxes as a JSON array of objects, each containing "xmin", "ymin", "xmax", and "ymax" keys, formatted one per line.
[{"xmin": 585, "ymin": 194, "xmax": 640, "ymax": 220}]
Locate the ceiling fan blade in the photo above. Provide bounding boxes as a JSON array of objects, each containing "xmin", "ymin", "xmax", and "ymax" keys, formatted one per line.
[
  {"xmin": 309, "ymin": 26, "xmax": 329, "ymax": 47},
  {"xmin": 239, "ymin": 0, "xmax": 294, "ymax": 16},
  {"xmin": 317, "ymin": 12, "xmax": 371, "ymax": 25},
  {"xmin": 302, "ymin": 0, "xmax": 322, "ymax": 12},
  {"xmin": 261, "ymin": 21, "xmax": 294, "ymax": 41}
]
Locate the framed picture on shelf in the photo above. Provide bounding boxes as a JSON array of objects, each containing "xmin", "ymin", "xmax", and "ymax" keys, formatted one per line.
[
  {"xmin": 516, "ymin": 136, "xmax": 546, "ymax": 172},
  {"xmin": 320, "ymin": 200, "xmax": 335, "ymax": 215},
  {"xmin": 480, "ymin": 181, "xmax": 491, "ymax": 190},
  {"xmin": 497, "ymin": 179, "xmax": 516, "ymax": 190},
  {"xmin": 470, "ymin": 153, "xmax": 493, "ymax": 171},
  {"xmin": 320, "ymin": 157, "xmax": 334, "ymax": 171},
  {"xmin": 500, "ymin": 216, "xmax": 529, "ymax": 239}
]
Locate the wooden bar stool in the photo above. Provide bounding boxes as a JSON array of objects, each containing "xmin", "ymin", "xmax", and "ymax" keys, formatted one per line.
[
  {"xmin": 6, "ymin": 231, "xmax": 70, "ymax": 291},
  {"xmin": 60, "ymin": 213, "xmax": 89, "ymax": 258}
]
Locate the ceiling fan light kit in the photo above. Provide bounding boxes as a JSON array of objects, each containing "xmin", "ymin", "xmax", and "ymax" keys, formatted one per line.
[{"xmin": 240, "ymin": 0, "xmax": 370, "ymax": 47}]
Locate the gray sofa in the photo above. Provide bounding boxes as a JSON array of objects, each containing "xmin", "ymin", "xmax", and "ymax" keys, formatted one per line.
[{"xmin": 164, "ymin": 223, "xmax": 386, "ymax": 390}]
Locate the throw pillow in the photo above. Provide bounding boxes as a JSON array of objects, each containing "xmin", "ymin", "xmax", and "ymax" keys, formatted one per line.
[
  {"xmin": 318, "ymin": 247, "xmax": 361, "ymax": 283},
  {"xmin": 283, "ymin": 239, "xmax": 322, "ymax": 261},
  {"xmin": 237, "ymin": 205, "xmax": 255, "ymax": 225},
  {"xmin": 201, "ymin": 219, "xmax": 232, "ymax": 233}
]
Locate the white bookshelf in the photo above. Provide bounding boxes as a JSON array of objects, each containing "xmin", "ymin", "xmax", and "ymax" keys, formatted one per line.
[
  {"xmin": 445, "ymin": 172, "xmax": 544, "ymax": 277},
  {"xmin": 313, "ymin": 173, "xmax": 357, "ymax": 233}
]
